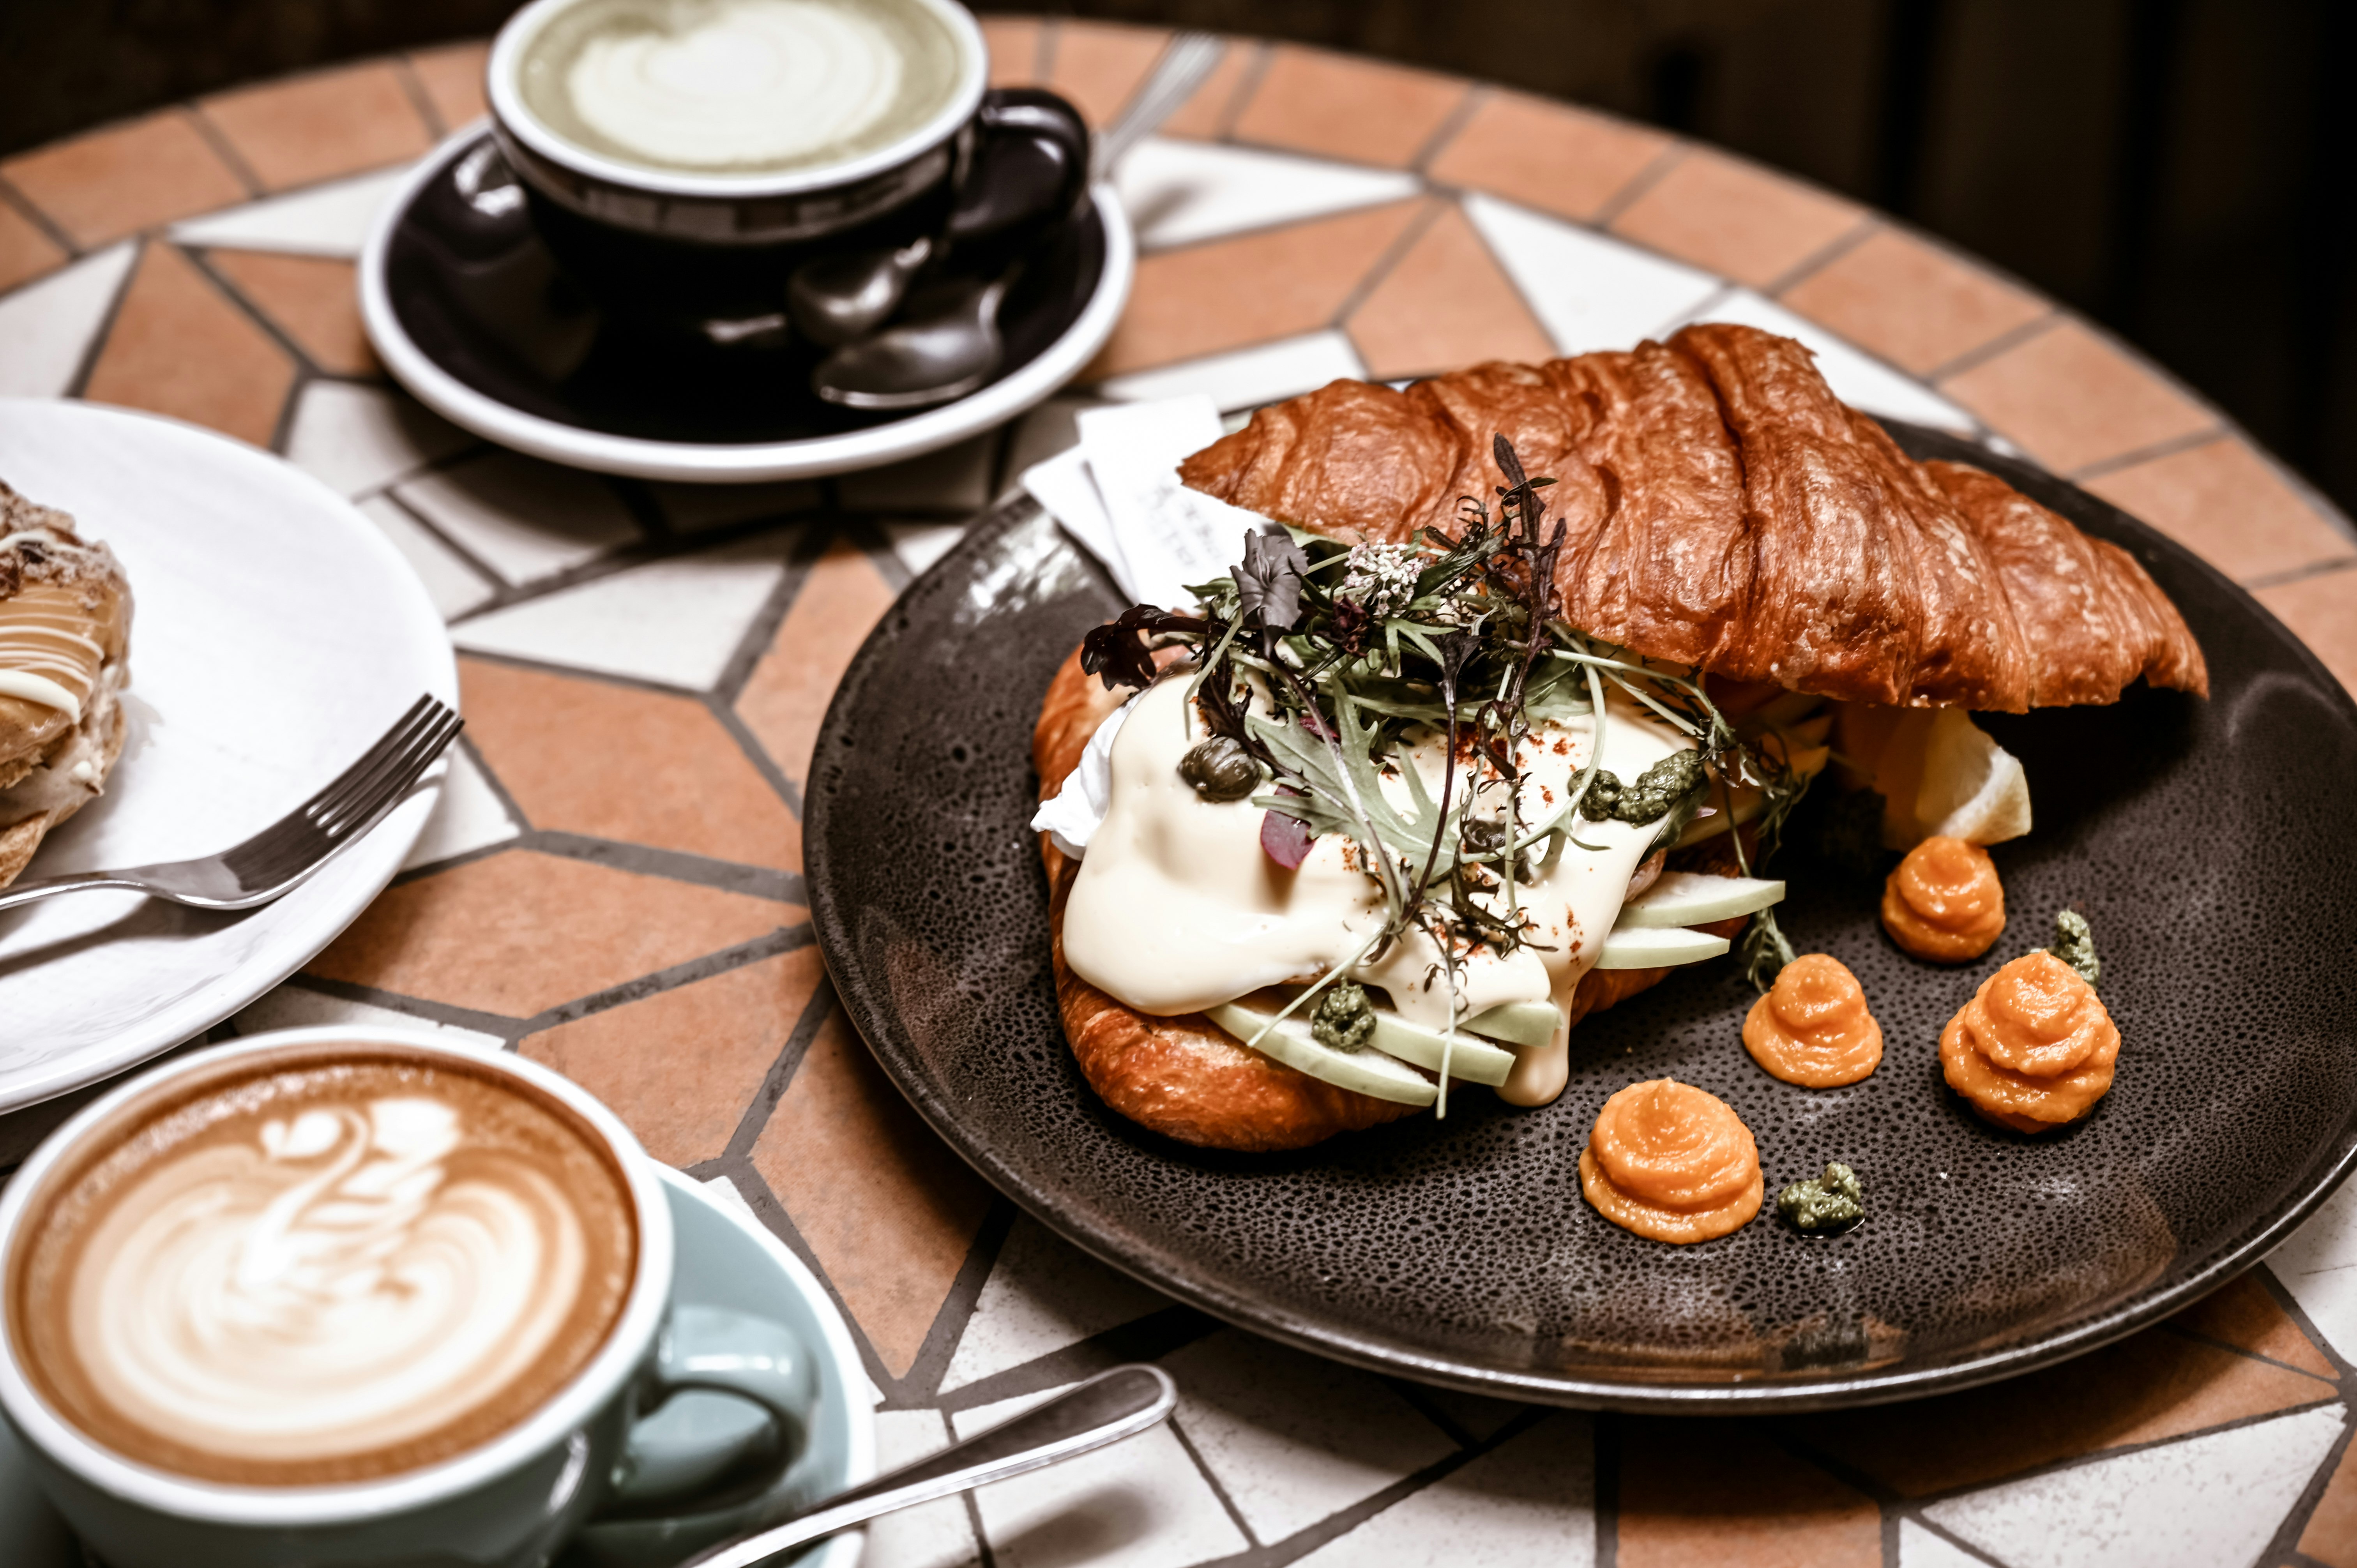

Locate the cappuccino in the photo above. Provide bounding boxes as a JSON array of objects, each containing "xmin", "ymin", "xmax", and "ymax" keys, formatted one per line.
[
  {"xmin": 514, "ymin": 0, "xmax": 969, "ymax": 176},
  {"xmin": 9, "ymin": 1049, "xmax": 638, "ymax": 1487}
]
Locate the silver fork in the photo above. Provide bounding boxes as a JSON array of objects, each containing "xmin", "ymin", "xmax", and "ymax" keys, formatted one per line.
[{"xmin": 0, "ymin": 694, "xmax": 462, "ymax": 915}]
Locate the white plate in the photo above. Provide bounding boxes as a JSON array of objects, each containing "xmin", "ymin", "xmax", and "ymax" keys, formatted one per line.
[
  {"xmin": 0, "ymin": 400, "xmax": 456, "ymax": 1111},
  {"xmin": 360, "ymin": 125, "xmax": 1136, "ymax": 484}
]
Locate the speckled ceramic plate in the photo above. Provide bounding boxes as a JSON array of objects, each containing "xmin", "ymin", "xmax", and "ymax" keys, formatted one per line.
[{"xmin": 806, "ymin": 422, "xmax": 2357, "ymax": 1411}]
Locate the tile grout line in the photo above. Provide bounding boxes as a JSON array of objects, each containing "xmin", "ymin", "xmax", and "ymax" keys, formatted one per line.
[
  {"xmin": 1166, "ymin": 1413, "xmax": 1262, "ymax": 1549},
  {"xmin": 375, "ymin": 487, "xmax": 511, "ymax": 599},
  {"xmin": 1209, "ymin": 41, "xmax": 1273, "ymax": 145},
  {"xmin": 176, "ymin": 238, "xmax": 320, "ymax": 375},
  {"xmin": 391, "ymin": 56, "xmax": 447, "ymax": 140},
  {"xmin": 2154, "ymin": 1318, "xmax": 2344, "ymax": 1387},
  {"xmin": 1592, "ymin": 1409, "xmax": 1619, "ymax": 1568},
  {"xmin": 60, "ymin": 235, "xmax": 147, "ymax": 400},
  {"xmin": 2064, "ymin": 425, "xmax": 2230, "ymax": 482},
  {"xmin": 929, "ymin": 1305, "xmax": 1219, "ymax": 1415},
  {"xmin": 705, "ymin": 697, "xmax": 806, "ymax": 821},
  {"xmin": 2260, "ymin": 1402, "xmax": 2357, "ymax": 1566},
  {"xmin": 1925, "ymin": 309, "xmax": 2063, "ymax": 385},
  {"xmin": 709, "ymin": 520, "xmax": 832, "ymax": 707},
  {"xmin": 1406, "ymin": 83, "xmax": 1487, "ymax": 177},
  {"xmin": 1587, "ymin": 143, "xmax": 1688, "ymax": 231},
  {"xmin": 1323, "ymin": 194, "xmax": 1447, "ymax": 335},
  {"xmin": 444, "ymin": 829, "xmax": 803, "ymax": 904},
  {"xmin": 0, "ymin": 172, "xmax": 80, "ymax": 259},
  {"xmin": 180, "ymin": 104, "xmax": 268, "ymax": 198},
  {"xmin": 2245, "ymin": 556, "xmax": 2357, "ymax": 593},
  {"xmin": 2259, "ymin": 1264, "xmax": 2357, "ymax": 1380},
  {"xmin": 442, "ymin": 509, "xmax": 809, "ymax": 628},
  {"xmin": 1031, "ymin": 16, "xmax": 1058, "ymax": 82},
  {"xmin": 1764, "ymin": 216, "xmax": 1882, "ymax": 299},
  {"xmin": 708, "ymin": 1156, "xmax": 908, "ymax": 1403},
  {"xmin": 716, "ymin": 980, "xmax": 841, "ymax": 1163},
  {"xmin": 895, "ymin": 1201, "xmax": 1019, "ymax": 1406},
  {"xmin": 514, "ymin": 925, "xmax": 814, "ymax": 1036}
]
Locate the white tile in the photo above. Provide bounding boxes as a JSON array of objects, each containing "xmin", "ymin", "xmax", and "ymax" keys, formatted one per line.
[
  {"xmin": 2269, "ymin": 1179, "xmax": 2357, "ymax": 1364},
  {"xmin": 1663, "ymin": 287, "xmax": 1976, "ymax": 431},
  {"xmin": 885, "ymin": 521, "xmax": 966, "ymax": 579},
  {"xmin": 169, "ymin": 168, "xmax": 412, "ymax": 258},
  {"xmin": 1115, "ymin": 137, "xmax": 1421, "ymax": 251},
  {"xmin": 1408, "ymin": 1386, "xmax": 1527, "ymax": 1443},
  {"xmin": 0, "ymin": 243, "xmax": 136, "ymax": 397},
  {"xmin": 1292, "ymin": 1411, "xmax": 1593, "ymax": 1568},
  {"xmin": 357, "ymin": 494, "xmax": 496, "ymax": 618},
  {"xmin": 401, "ymin": 743, "xmax": 521, "ymax": 870},
  {"xmin": 1463, "ymin": 195, "xmax": 1723, "ymax": 357},
  {"xmin": 284, "ymin": 380, "xmax": 474, "ymax": 498},
  {"xmin": 229, "ymin": 983, "xmax": 505, "ymax": 1048},
  {"xmin": 951, "ymin": 1383, "xmax": 1248, "ymax": 1568},
  {"xmin": 1095, "ymin": 330, "xmax": 1366, "ymax": 413},
  {"xmin": 1923, "ymin": 1403, "xmax": 2345, "ymax": 1568},
  {"xmin": 395, "ymin": 449, "xmax": 640, "ymax": 584},
  {"xmin": 940, "ymin": 1217, "xmax": 1170, "ymax": 1393},
  {"xmin": 1003, "ymin": 396, "xmax": 1105, "ymax": 485},
  {"xmin": 1160, "ymin": 1329, "xmax": 1456, "ymax": 1542},
  {"xmin": 453, "ymin": 531, "xmax": 789, "ymax": 689},
  {"xmin": 838, "ymin": 434, "xmax": 996, "ymax": 514},
  {"xmin": 1900, "ymin": 1519, "xmax": 1992, "ymax": 1568},
  {"xmin": 649, "ymin": 478, "xmax": 821, "ymax": 534},
  {"xmin": 868, "ymin": 1410, "xmax": 985, "ymax": 1568}
]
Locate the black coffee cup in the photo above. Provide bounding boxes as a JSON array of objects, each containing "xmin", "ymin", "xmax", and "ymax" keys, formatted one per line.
[{"xmin": 484, "ymin": 0, "xmax": 1088, "ymax": 344}]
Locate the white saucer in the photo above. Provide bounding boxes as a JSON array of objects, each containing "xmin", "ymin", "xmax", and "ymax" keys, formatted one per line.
[
  {"xmin": 0, "ymin": 1166, "xmax": 875, "ymax": 1568},
  {"xmin": 0, "ymin": 400, "xmax": 458, "ymax": 1111},
  {"xmin": 360, "ymin": 125, "xmax": 1135, "ymax": 484}
]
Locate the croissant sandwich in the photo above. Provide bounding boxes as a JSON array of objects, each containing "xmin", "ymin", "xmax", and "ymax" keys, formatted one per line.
[
  {"xmin": 1034, "ymin": 324, "xmax": 2204, "ymax": 1152},
  {"xmin": 0, "ymin": 481, "xmax": 132, "ymax": 889}
]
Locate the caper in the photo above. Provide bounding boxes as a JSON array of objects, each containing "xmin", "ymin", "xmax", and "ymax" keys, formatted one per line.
[{"xmin": 1178, "ymin": 736, "xmax": 1262, "ymax": 802}]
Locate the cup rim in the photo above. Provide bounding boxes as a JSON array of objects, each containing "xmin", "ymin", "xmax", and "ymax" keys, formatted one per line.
[
  {"xmin": 0, "ymin": 1026, "xmax": 678, "ymax": 1526},
  {"xmin": 486, "ymin": 0, "xmax": 990, "ymax": 201}
]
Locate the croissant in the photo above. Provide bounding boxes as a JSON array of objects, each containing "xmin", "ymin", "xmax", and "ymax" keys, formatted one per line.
[
  {"xmin": 0, "ymin": 482, "xmax": 132, "ymax": 888},
  {"xmin": 1178, "ymin": 323, "xmax": 2207, "ymax": 713}
]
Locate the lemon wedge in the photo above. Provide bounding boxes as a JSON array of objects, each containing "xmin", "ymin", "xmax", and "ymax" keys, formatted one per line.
[{"xmin": 1833, "ymin": 705, "xmax": 2032, "ymax": 848}]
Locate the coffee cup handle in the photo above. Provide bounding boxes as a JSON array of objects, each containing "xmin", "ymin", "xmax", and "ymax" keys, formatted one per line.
[
  {"xmin": 945, "ymin": 87, "xmax": 1092, "ymax": 245},
  {"xmin": 598, "ymin": 1304, "xmax": 818, "ymax": 1515}
]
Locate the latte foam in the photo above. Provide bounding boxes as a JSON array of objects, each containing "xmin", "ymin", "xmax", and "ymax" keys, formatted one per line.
[
  {"xmin": 10, "ymin": 1053, "xmax": 637, "ymax": 1486},
  {"xmin": 515, "ymin": 0, "xmax": 968, "ymax": 176}
]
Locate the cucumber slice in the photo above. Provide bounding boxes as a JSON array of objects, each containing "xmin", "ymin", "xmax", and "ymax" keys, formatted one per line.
[
  {"xmin": 1461, "ymin": 1000, "xmax": 1562, "ymax": 1048},
  {"xmin": 1595, "ymin": 925, "xmax": 1731, "ymax": 970},
  {"xmin": 1368, "ymin": 1012, "xmax": 1516, "ymax": 1086},
  {"xmin": 1617, "ymin": 871, "xmax": 1786, "ymax": 928},
  {"xmin": 1207, "ymin": 1003, "xmax": 1438, "ymax": 1106}
]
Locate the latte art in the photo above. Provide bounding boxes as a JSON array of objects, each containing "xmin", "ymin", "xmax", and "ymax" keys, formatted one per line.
[
  {"xmin": 12, "ymin": 1056, "xmax": 637, "ymax": 1485},
  {"xmin": 516, "ymin": 0, "xmax": 967, "ymax": 175}
]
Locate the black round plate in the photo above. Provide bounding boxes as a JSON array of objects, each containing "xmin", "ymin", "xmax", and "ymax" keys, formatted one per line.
[
  {"xmin": 380, "ymin": 133, "xmax": 1106, "ymax": 446},
  {"xmin": 806, "ymin": 423, "xmax": 2357, "ymax": 1411}
]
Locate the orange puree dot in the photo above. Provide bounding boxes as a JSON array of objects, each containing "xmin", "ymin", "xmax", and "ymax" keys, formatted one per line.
[
  {"xmin": 1579, "ymin": 1079, "xmax": 1762, "ymax": 1243},
  {"xmin": 1742, "ymin": 954, "xmax": 1883, "ymax": 1087},
  {"xmin": 1882, "ymin": 835, "xmax": 2005, "ymax": 961},
  {"xmin": 1940, "ymin": 951, "xmax": 2119, "ymax": 1132}
]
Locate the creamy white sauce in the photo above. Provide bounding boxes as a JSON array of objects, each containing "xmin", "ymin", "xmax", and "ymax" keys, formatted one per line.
[
  {"xmin": 566, "ymin": 0, "xmax": 908, "ymax": 170},
  {"xmin": 0, "ymin": 582, "xmax": 106, "ymax": 722},
  {"xmin": 1060, "ymin": 676, "xmax": 1690, "ymax": 1107}
]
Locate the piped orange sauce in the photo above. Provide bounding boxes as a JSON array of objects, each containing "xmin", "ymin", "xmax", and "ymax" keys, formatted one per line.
[
  {"xmin": 1741, "ymin": 954, "xmax": 1883, "ymax": 1087},
  {"xmin": 1939, "ymin": 950, "xmax": 2118, "ymax": 1133},
  {"xmin": 1882, "ymin": 835, "xmax": 2005, "ymax": 961},
  {"xmin": 1579, "ymin": 1079, "xmax": 1762, "ymax": 1243}
]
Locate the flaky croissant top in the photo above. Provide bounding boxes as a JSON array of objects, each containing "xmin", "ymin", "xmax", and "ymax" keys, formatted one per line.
[{"xmin": 1178, "ymin": 323, "xmax": 2207, "ymax": 712}]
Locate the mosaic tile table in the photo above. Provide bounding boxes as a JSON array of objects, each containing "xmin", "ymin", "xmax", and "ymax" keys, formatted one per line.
[{"xmin": 4, "ymin": 19, "xmax": 2357, "ymax": 1568}]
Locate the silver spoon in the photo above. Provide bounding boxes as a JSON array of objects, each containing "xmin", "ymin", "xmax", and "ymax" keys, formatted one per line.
[
  {"xmin": 807, "ymin": 35, "xmax": 1225, "ymax": 409},
  {"xmin": 677, "ymin": 1364, "xmax": 1177, "ymax": 1568}
]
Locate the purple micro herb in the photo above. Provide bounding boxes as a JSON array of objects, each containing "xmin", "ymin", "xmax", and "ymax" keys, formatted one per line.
[{"xmin": 1261, "ymin": 805, "xmax": 1315, "ymax": 869}]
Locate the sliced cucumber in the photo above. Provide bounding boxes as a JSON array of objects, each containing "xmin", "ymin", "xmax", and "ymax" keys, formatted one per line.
[
  {"xmin": 1207, "ymin": 1003, "xmax": 1437, "ymax": 1106},
  {"xmin": 1368, "ymin": 1012, "xmax": 1516, "ymax": 1086},
  {"xmin": 1460, "ymin": 1000, "xmax": 1562, "ymax": 1049},
  {"xmin": 1617, "ymin": 871, "xmax": 1786, "ymax": 928},
  {"xmin": 1595, "ymin": 925, "xmax": 1731, "ymax": 970}
]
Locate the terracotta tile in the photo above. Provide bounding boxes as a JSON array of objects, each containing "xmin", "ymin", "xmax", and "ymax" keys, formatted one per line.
[
  {"xmin": 2301, "ymin": 1430, "xmax": 2357, "ymax": 1567},
  {"xmin": 200, "ymin": 60, "xmax": 434, "ymax": 193},
  {"xmin": 1939, "ymin": 318, "xmax": 2217, "ymax": 474},
  {"xmin": 521, "ymin": 946, "xmax": 827, "ymax": 1167},
  {"xmin": 736, "ymin": 541, "xmax": 903, "ymax": 788},
  {"xmin": 2084, "ymin": 436, "xmax": 2353, "ymax": 583},
  {"xmin": 1425, "ymin": 90, "xmax": 1673, "ymax": 224},
  {"xmin": 1610, "ymin": 148, "xmax": 1862, "ymax": 291},
  {"xmin": 1087, "ymin": 198, "xmax": 1424, "ymax": 378},
  {"xmin": 1348, "ymin": 202, "xmax": 1554, "ymax": 380},
  {"xmin": 1049, "ymin": 21, "xmax": 1169, "ymax": 129},
  {"xmin": 1156, "ymin": 44, "xmax": 1256, "ymax": 141},
  {"xmin": 1788, "ymin": 1326, "xmax": 2336, "ymax": 1497},
  {"xmin": 461, "ymin": 657, "xmax": 803, "ymax": 872},
  {"xmin": 408, "ymin": 41, "xmax": 491, "ymax": 133},
  {"xmin": 0, "ymin": 198, "xmax": 68, "ymax": 292},
  {"xmin": 205, "ymin": 249, "xmax": 375, "ymax": 376},
  {"xmin": 751, "ymin": 1007, "xmax": 994, "ymax": 1376},
  {"xmin": 2258, "ymin": 566, "xmax": 2357, "ymax": 698},
  {"xmin": 981, "ymin": 17, "xmax": 1045, "ymax": 87},
  {"xmin": 2172, "ymin": 1272, "xmax": 2340, "ymax": 1381},
  {"xmin": 1618, "ymin": 1417, "xmax": 1879, "ymax": 1568},
  {"xmin": 309, "ymin": 849, "xmax": 793, "ymax": 1017},
  {"xmin": 1778, "ymin": 228, "xmax": 2048, "ymax": 376},
  {"xmin": 81, "ymin": 242, "xmax": 295, "ymax": 448},
  {"xmin": 1229, "ymin": 45, "xmax": 1470, "ymax": 170},
  {"xmin": 0, "ymin": 110, "xmax": 249, "ymax": 249}
]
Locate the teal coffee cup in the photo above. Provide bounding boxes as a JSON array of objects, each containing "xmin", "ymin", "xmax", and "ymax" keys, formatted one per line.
[{"xmin": 0, "ymin": 1028, "xmax": 820, "ymax": 1568}]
